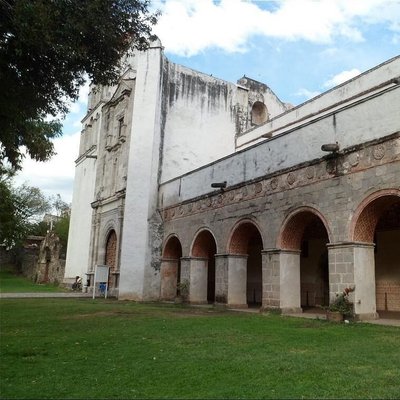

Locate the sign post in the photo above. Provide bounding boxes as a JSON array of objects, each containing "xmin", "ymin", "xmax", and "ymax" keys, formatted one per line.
[{"xmin": 93, "ymin": 265, "xmax": 110, "ymax": 299}]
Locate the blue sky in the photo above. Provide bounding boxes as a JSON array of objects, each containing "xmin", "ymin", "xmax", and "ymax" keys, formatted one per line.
[{"xmin": 15, "ymin": 0, "xmax": 400, "ymax": 203}]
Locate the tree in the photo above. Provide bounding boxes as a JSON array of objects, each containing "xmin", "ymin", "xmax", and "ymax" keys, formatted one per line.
[
  {"xmin": 51, "ymin": 194, "xmax": 70, "ymax": 217},
  {"xmin": 0, "ymin": 173, "xmax": 51, "ymax": 247},
  {"xmin": 0, "ymin": 0, "xmax": 158, "ymax": 170},
  {"xmin": 25, "ymin": 192, "xmax": 71, "ymax": 256}
]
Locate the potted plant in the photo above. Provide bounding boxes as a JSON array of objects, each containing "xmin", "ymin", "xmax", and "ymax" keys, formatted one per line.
[{"xmin": 326, "ymin": 287, "xmax": 355, "ymax": 322}]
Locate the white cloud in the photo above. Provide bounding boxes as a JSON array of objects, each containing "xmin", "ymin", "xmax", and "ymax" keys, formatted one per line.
[
  {"xmin": 392, "ymin": 34, "xmax": 400, "ymax": 44},
  {"xmin": 294, "ymin": 88, "xmax": 321, "ymax": 100},
  {"xmin": 15, "ymin": 131, "xmax": 80, "ymax": 203},
  {"xmin": 15, "ymin": 80, "xmax": 88, "ymax": 203},
  {"xmin": 323, "ymin": 68, "xmax": 361, "ymax": 88},
  {"xmin": 153, "ymin": 0, "xmax": 400, "ymax": 56}
]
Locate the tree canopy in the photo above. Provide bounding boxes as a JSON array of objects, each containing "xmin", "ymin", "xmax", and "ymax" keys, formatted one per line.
[
  {"xmin": 0, "ymin": 0, "xmax": 158, "ymax": 170},
  {"xmin": 0, "ymin": 172, "xmax": 71, "ymax": 250},
  {"xmin": 0, "ymin": 172, "xmax": 51, "ymax": 247}
]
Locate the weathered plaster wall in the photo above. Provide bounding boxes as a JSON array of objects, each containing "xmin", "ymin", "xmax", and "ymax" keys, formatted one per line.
[
  {"xmin": 160, "ymin": 63, "xmax": 236, "ymax": 183},
  {"xmin": 118, "ymin": 41, "xmax": 164, "ymax": 300},
  {"xmin": 160, "ymin": 63, "xmax": 288, "ymax": 183},
  {"xmin": 160, "ymin": 79, "xmax": 400, "ymax": 208},
  {"xmin": 94, "ymin": 77, "xmax": 135, "ymax": 200},
  {"xmin": 65, "ymin": 128, "xmax": 100, "ymax": 281},
  {"xmin": 237, "ymin": 56, "xmax": 400, "ymax": 149},
  {"xmin": 65, "ymin": 80, "xmax": 114, "ymax": 282}
]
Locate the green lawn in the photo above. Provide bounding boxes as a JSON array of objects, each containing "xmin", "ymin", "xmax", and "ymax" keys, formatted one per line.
[
  {"xmin": 1, "ymin": 299, "xmax": 399, "ymax": 399},
  {"xmin": 0, "ymin": 265, "xmax": 66, "ymax": 293}
]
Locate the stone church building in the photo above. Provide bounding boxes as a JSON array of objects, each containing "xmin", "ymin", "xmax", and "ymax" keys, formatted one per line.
[{"xmin": 65, "ymin": 39, "xmax": 400, "ymax": 320}]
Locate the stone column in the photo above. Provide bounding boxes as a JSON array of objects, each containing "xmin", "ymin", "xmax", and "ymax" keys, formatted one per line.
[
  {"xmin": 262, "ymin": 249, "xmax": 280, "ymax": 309},
  {"xmin": 215, "ymin": 254, "xmax": 229, "ymax": 304},
  {"xmin": 327, "ymin": 242, "xmax": 378, "ymax": 320},
  {"xmin": 160, "ymin": 258, "xmax": 178, "ymax": 301},
  {"xmin": 280, "ymin": 250, "xmax": 302, "ymax": 313},
  {"xmin": 227, "ymin": 255, "xmax": 248, "ymax": 308},
  {"xmin": 188, "ymin": 257, "xmax": 208, "ymax": 304},
  {"xmin": 354, "ymin": 243, "xmax": 377, "ymax": 319},
  {"xmin": 180, "ymin": 257, "xmax": 190, "ymax": 283}
]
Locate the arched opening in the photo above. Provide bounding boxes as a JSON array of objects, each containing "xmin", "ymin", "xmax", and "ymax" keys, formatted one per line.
[
  {"xmin": 105, "ymin": 230, "xmax": 117, "ymax": 287},
  {"xmin": 229, "ymin": 222, "xmax": 263, "ymax": 307},
  {"xmin": 280, "ymin": 209, "xmax": 330, "ymax": 310},
  {"xmin": 300, "ymin": 219, "xmax": 329, "ymax": 308},
  {"xmin": 353, "ymin": 193, "xmax": 400, "ymax": 316},
  {"xmin": 192, "ymin": 230, "xmax": 217, "ymax": 303},
  {"xmin": 162, "ymin": 236, "xmax": 183, "ymax": 299},
  {"xmin": 251, "ymin": 101, "xmax": 268, "ymax": 126},
  {"xmin": 105, "ymin": 230, "xmax": 117, "ymax": 270}
]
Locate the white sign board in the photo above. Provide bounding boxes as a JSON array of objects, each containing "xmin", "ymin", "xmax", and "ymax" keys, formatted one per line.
[{"xmin": 93, "ymin": 265, "xmax": 110, "ymax": 299}]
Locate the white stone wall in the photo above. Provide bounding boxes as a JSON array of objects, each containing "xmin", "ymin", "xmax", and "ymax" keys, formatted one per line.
[
  {"xmin": 118, "ymin": 42, "xmax": 164, "ymax": 300},
  {"xmin": 65, "ymin": 83, "xmax": 111, "ymax": 282},
  {"xmin": 64, "ymin": 156, "xmax": 98, "ymax": 281}
]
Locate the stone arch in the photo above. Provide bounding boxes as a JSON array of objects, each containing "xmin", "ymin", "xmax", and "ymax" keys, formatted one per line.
[
  {"xmin": 251, "ymin": 101, "xmax": 268, "ymax": 126},
  {"xmin": 351, "ymin": 189, "xmax": 400, "ymax": 314},
  {"xmin": 162, "ymin": 234, "xmax": 182, "ymax": 259},
  {"xmin": 228, "ymin": 219, "xmax": 264, "ymax": 307},
  {"xmin": 191, "ymin": 228, "xmax": 218, "ymax": 257},
  {"xmin": 350, "ymin": 189, "xmax": 400, "ymax": 243},
  {"xmin": 228, "ymin": 219, "xmax": 264, "ymax": 254},
  {"xmin": 190, "ymin": 228, "xmax": 217, "ymax": 303},
  {"xmin": 278, "ymin": 207, "xmax": 332, "ymax": 250},
  {"xmin": 278, "ymin": 207, "xmax": 331, "ymax": 309},
  {"xmin": 161, "ymin": 235, "xmax": 183, "ymax": 300}
]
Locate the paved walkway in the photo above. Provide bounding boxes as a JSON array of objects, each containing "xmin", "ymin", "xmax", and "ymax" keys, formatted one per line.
[
  {"xmin": 284, "ymin": 310, "xmax": 400, "ymax": 327},
  {"xmin": 0, "ymin": 292, "xmax": 92, "ymax": 298}
]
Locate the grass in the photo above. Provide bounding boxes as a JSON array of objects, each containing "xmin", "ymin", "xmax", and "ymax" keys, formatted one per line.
[
  {"xmin": 1, "ymin": 299, "xmax": 399, "ymax": 399},
  {"xmin": 0, "ymin": 265, "xmax": 66, "ymax": 293}
]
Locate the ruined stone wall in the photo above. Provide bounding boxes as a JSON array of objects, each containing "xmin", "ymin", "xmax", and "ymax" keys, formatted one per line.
[
  {"xmin": 0, "ymin": 246, "xmax": 13, "ymax": 266},
  {"xmin": 36, "ymin": 232, "xmax": 65, "ymax": 284},
  {"xmin": 19, "ymin": 248, "xmax": 39, "ymax": 281}
]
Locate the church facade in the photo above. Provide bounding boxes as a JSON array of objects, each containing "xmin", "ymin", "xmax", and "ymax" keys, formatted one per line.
[{"xmin": 65, "ymin": 41, "xmax": 400, "ymax": 320}]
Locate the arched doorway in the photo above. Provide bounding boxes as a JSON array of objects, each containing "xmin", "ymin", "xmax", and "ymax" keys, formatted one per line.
[
  {"xmin": 105, "ymin": 230, "xmax": 117, "ymax": 270},
  {"xmin": 280, "ymin": 208, "xmax": 330, "ymax": 310},
  {"xmin": 161, "ymin": 235, "xmax": 182, "ymax": 300},
  {"xmin": 191, "ymin": 230, "xmax": 217, "ymax": 303},
  {"xmin": 352, "ymin": 192, "xmax": 400, "ymax": 315},
  {"xmin": 229, "ymin": 221, "xmax": 263, "ymax": 307},
  {"xmin": 105, "ymin": 230, "xmax": 117, "ymax": 287}
]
